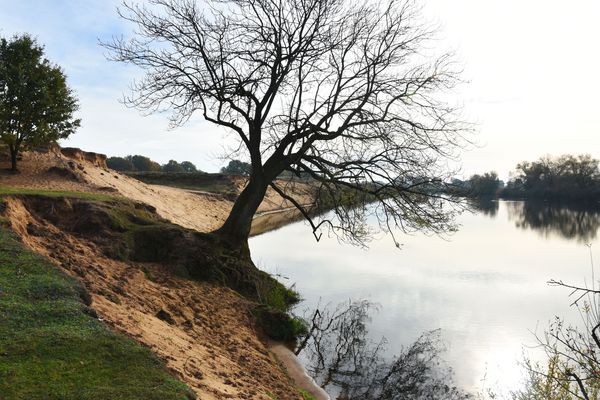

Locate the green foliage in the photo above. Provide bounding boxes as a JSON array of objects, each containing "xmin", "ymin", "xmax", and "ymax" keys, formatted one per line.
[
  {"xmin": 107, "ymin": 155, "xmax": 161, "ymax": 172},
  {"xmin": 106, "ymin": 156, "xmax": 134, "ymax": 171},
  {"xmin": 162, "ymin": 159, "xmax": 185, "ymax": 173},
  {"xmin": 0, "ymin": 228, "xmax": 193, "ymax": 400},
  {"xmin": 220, "ymin": 159, "xmax": 252, "ymax": 176},
  {"xmin": 131, "ymin": 155, "xmax": 161, "ymax": 172},
  {"xmin": 253, "ymin": 306, "xmax": 308, "ymax": 343},
  {"xmin": 298, "ymin": 389, "xmax": 317, "ymax": 400},
  {"xmin": 504, "ymin": 154, "xmax": 600, "ymax": 200},
  {"xmin": 0, "ymin": 34, "xmax": 80, "ymax": 171},
  {"xmin": 107, "ymin": 156, "xmax": 198, "ymax": 174},
  {"xmin": 469, "ymin": 171, "xmax": 502, "ymax": 197},
  {"xmin": 179, "ymin": 161, "xmax": 197, "ymax": 172}
]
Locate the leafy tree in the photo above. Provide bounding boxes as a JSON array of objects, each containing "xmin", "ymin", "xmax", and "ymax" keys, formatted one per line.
[
  {"xmin": 468, "ymin": 171, "xmax": 501, "ymax": 197},
  {"xmin": 107, "ymin": 156, "xmax": 134, "ymax": 171},
  {"xmin": 131, "ymin": 154, "xmax": 161, "ymax": 171},
  {"xmin": 106, "ymin": 0, "xmax": 468, "ymax": 251},
  {"xmin": 0, "ymin": 34, "xmax": 80, "ymax": 171},
  {"xmin": 505, "ymin": 154, "xmax": 600, "ymax": 200},
  {"xmin": 179, "ymin": 160, "xmax": 197, "ymax": 172},
  {"xmin": 220, "ymin": 160, "xmax": 251, "ymax": 176},
  {"xmin": 162, "ymin": 159, "xmax": 185, "ymax": 172}
]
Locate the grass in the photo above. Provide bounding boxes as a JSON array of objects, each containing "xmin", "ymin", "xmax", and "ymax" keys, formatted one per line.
[
  {"xmin": 0, "ymin": 185, "xmax": 118, "ymax": 202},
  {"xmin": 0, "ymin": 227, "xmax": 194, "ymax": 400},
  {"xmin": 298, "ymin": 389, "xmax": 317, "ymax": 400}
]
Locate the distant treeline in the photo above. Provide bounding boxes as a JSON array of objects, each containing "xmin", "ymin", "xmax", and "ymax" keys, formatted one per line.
[
  {"xmin": 107, "ymin": 155, "xmax": 199, "ymax": 173},
  {"xmin": 451, "ymin": 154, "xmax": 600, "ymax": 201}
]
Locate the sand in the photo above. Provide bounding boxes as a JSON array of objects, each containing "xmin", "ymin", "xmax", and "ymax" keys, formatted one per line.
[
  {"xmin": 0, "ymin": 147, "xmax": 316, "ymax": 234},
  {"xmin": 0, "ymin": 147, "xmax": 326, "ymax": 399}
]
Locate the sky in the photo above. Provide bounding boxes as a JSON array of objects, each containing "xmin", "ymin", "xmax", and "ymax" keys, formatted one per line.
[{"xmin": 1, "ymin": 0, "xmax": 599, "ymax": 178}]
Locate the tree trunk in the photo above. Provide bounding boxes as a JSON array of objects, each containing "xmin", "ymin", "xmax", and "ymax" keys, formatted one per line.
[
  {"xmin": 9, "ymin": 145, "xmax": 18, "ymax": 172},
  {"xmin": 217, "ymin": 175, "xmax": 269, "ymax": 255}
]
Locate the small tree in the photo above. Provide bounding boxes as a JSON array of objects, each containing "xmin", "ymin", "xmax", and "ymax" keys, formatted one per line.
[
  {"xmin": 162, "ymin": 159, "xmax": 185, "ymax": 172},
  {"xmin": 221, "ymin": 160, "xmax": 252, "ymax": 176},
  {"xmin": 130, "ymin": 154, "xmax": 161, "ymax": 171},
  {"xmin": 0, "ymin": 35, "xmax": 80, "ymax": 171},
  {"xmin": 469, "ymin": 171, "xmax": 501, "ymax": 197},
  {"xmin": 107, "ymin": 156, "xmax": 134, "ymax": 171},
  {"xmin": 180, "ymin": 160, "xmax": 197, "ymax": 172}
]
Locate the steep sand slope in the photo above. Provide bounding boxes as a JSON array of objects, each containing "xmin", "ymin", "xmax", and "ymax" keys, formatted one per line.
[{"xmin": 2, "ymin": 196, "xmax": 304, "ymax": 399}]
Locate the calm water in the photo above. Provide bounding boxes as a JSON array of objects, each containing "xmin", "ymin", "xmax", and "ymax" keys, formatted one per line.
[{"xmin": 249, "ymin": 200, "xmax": 600, "ymax": 392}]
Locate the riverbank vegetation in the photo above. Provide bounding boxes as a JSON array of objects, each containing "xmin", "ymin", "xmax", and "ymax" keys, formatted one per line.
[
  {"xmin": 107, "ymin": 155, "xmax": 199, "ymax": 173},
  {"xmin": 452, "ymin": 154, "xmax": 600, "ymax": 202}
]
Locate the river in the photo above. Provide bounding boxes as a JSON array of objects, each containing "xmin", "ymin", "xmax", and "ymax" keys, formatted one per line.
[{"xmin": 249, "ymin": 200, "xmax": 600, "ymax": 394}]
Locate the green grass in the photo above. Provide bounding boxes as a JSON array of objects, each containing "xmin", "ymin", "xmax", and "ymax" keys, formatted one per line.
[
  {"xmin": 0, "ymin": 228, "xmax": 194, "ymax": 400},
  {"xmin": 298, "ymin": 389, "xmax": 317, "ymax": 400},
  {"xmin": 0, "ymin": 185, "xmax": 118, "ymax": 202}
]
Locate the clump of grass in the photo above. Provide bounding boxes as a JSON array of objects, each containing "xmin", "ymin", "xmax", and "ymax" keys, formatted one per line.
[
  {"xmin": 0, "ymin": 227, "xmax": 194, "ymax": 400},
  {"xmin": 253, "ymin": 305, "xmax": 308, "ymax": 343},
  {"xmin": 298, "ymin": 389, "xmax": 317, "ymax": 400}
]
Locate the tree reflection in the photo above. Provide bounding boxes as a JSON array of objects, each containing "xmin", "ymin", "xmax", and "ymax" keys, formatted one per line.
[
  {"xmin": 506, "ymin": 201, "xmax": 600, "ymax": 243},
  {"xmin": 468, "ymin": 199, "xmax": 499, "ymax": 217},
  {"xmin": 296, "ymin": 300, "xmax": 472, "ymax": 399}
]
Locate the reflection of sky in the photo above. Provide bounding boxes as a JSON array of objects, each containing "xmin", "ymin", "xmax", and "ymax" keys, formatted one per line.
[{"xmin": 250, "ymin": 200, "xmax": 598, "ymax": 392}]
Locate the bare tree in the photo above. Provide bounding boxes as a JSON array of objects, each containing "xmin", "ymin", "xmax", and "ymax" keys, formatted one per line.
[{"xmin": 105, "ymin": 0, "xmax": 468, "ymax": 251}]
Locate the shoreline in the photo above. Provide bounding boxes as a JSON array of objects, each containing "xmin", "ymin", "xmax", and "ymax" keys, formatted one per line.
[
  {"xmin": 252, "ymin": 209, "xmax": 331, "ymax": 400},
  {"xmin": 268, "ymin": 342, "xmax": 330, "ymax": 400}
]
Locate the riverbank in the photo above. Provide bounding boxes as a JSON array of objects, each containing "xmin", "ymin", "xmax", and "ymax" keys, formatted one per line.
[{"xmin": 0, "ymin": 147, "xmax": 324, "ymax": 399}]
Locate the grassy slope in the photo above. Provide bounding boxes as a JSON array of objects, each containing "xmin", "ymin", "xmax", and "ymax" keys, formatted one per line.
[{"xmin": 0, "ymin": 226, "xmax": 193, "ymax": 400}]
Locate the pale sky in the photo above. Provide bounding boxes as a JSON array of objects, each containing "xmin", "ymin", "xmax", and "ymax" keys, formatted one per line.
[{"xmin": 1, "ymin": 0, "xmax": 599, "ymax": 178}]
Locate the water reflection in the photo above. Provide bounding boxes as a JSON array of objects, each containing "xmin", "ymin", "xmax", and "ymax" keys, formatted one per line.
[
  {"xmin": 250, "ymin": 200, "xmax": 600, "ymax": 392},
  {"xmin": 468, "ymin": 199, "xmax": 499, "ymax": 217},
  {"xmin": 298, "ymin": 300, "xmax": 471, "ymax": 400},
  {"xmin": 506, "ymin": 201, "xmax": 600, "ymax": 242}
]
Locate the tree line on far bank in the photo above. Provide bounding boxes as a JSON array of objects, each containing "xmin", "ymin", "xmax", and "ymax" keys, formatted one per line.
[
  {"xmin": 453, "ymin": 154, "xmax": 600, "ymax": 201},
  {"xmin": 108, "ymin": 155, "xmax": 256, "ymax": 176},
  {"xmin": 107, "ymin": 155, "xmax": 199, "ymax": 173}
]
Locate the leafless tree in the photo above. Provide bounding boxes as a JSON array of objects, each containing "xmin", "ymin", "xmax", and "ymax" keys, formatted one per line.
[{"xmin": 105, "ymin": 0, "xmax": 468, "ymax": 251}]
